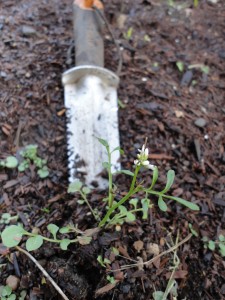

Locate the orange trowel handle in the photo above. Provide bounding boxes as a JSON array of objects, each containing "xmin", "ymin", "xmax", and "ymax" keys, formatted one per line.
[{"xmin": 73, "ymin": 0, "xmax": 104, "ymax": 67}]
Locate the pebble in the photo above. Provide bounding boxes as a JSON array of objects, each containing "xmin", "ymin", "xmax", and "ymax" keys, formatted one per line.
[
  {"xmin": 194, "ymin": 118, "xmax": 207, "ymax": 128},
  {"xmin": 21, "ymin": 25, "xmax": 37, "ymax": 36},
  {"xmin": 6, "ymin": 275, "xmax": 20, "ymax": 291}
]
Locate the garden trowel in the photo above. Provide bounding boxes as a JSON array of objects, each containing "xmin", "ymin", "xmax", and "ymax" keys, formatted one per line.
[{"xmin": 62, "ymin": 0, "xmax": 120, "ymax": 189}]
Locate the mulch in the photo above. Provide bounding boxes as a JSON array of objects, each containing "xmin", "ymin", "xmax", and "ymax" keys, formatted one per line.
[{"xmin": 0, "ymin": 0, "xmax": 225, "ymax": 299}]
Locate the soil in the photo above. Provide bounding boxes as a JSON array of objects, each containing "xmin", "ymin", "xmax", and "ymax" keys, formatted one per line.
[{"xmin": 0, "ymin": 0, "xmax": 225, "ymax": 299}]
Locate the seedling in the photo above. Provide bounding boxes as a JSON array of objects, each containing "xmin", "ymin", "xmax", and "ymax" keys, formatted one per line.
[
  {"xmin": 0, "ymin": 285, "xmax": 16, "ymax": 300},
  {"xmin": 176, "ymin": 61, "xmax": 184, "ymax": 72},
  {"xmin": 0, "ymin": 213, "xmax": 18, "ymax": 225},
  {"xmin": 97, "ymin": 255, "xmax": 111, "ymax": 268},
  {"xmin": 124, "ymin": 27, "xmax": 133, "ymax": 40},
  {"xmin": 1, "ymin": 139, "xmax": 199, "ymax": 253},
  {"xmin": 18, "ymin": 144, "xmax": 49, "ymax": 178},
  {"xmin": 188, "ymin": 64, "xmax": 210, "ymax": 75},
  {"xmin": 0, "ymin": 156, "xmax": 18, "ymax": 169},
  {"xmin": 202, "ymin": 235, "xmax": 225, "ymax": 257}
]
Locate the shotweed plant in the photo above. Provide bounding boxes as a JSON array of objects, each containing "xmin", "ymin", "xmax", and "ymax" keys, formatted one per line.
[{"xmin": 1, "ymin": 139, "xmax": 199, "ymax": 252}]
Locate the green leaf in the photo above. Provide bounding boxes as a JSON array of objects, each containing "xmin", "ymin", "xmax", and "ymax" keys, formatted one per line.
[
  {"xmin": 125, "ymin": 212, "xmax": 136, "ymax": 222},
  {"xmin": 103, "ymin": 258, "xmax": 111, "ymax": 264},
  {"xmin": 19, "ymin": 290, "xmax": 27, "ymax": 300},
  {"xmin": 9, "ymin": 294, "xmax": 16, "ymax": 300},
  {"xmin": 102, "ymin": 162, "xmax": 112, "ymax": 169},
  {"xmin": 2, "ymin": 285, "xmax": 12, "ymax": 296},
  {"xmin": 152, "ymin": 291, "xmax": 164, "ymax": 300},
  {"xmin": 202, "ymin": 236, "xmax": 209, "ymax": 242},
  {"xmin": 118, "ymin": 205, "xmax": 128, "ymax": 215},
  {"xmin": 96, "ymin": 137, "xmax": 109, "ymax": 148},
  {"xmin": 141, "ymin": 198, "xmax": 150, "ymax": 220},
  {"xmin": 125, "ymin": 27, "xmax": 133, "ymax": 40},
  {"xmin": 0, "ymin": 160, "xmax": 6, "ymax": 167},
  {"xmin": 176, "ymin": 61, "xmax": 184, "ymax": 72},
  {"xmin": 219, "ymin": 243, "xmax": 225, "ymax": 257},
  {"xmin": 129, "ymin": 198, "xmax": 138, "ymax": 210},
  {"xmin": 218, "ymin": 235, "xmax": 225, "ymax": 242},
  {"xmin": 158, "ymin": 196, "xmax": 167, "ymax": 212},
  {"xmin": 18, "ymin": 161, "xmax": 29, "ymax": 172},
  {"xmin": 59, "ymin": 227, "xmax": 70, "ymax": 234},
  {"xmin": 201, "ymin": 65, "xmax": 210, "ymax": 74},
  {"xmin": 148, "ymin": 166, "xmax": 158, "ymax": 190},
  {"xmin": 60, "ymin": 239, "xmax": 71, "ymax": 250},
  {"xmin": 189, "ymin": 224, "xmax": 198, "ymax": 237},
  {"xmin": 77, "ymin": 200, "xmax": 85, "ymax": 205},
  {"xmin": 82, "ymin": 186, "xmax": 91, "ymax": 194},
  {"xmin": 5, "ymin": 156, "xmax": 18, "ymax": 168},
  {"xmin": 68, "ymin": 180, "xmax": 82, "ymax": 193},
  {"xmin": 112, "ymin": 247, "xmax": 119, "ymax": 256},
  {"xmin": 161, "ymin": 170, "xmax": 175, "ymax": 193},
  {"xmin": 1, "ymin": 225, "xmax": 26, "ymax": 248},
  {"xmin": 120, "ymin": 170, "xmax": 134, "ymax": 176},
  {"xmin": 97, "ymin": 255, "xmax": 106, "ymax": 267},
  {"xmin": 112, "ymin": 146, "xmax": 124, "ymax": 154},
  {"xmin": 107, "ymin": 275, "xmax": 115, "ymax": 284},
  {"xmin": 37, "ymin": 167, "xmax": 49, "ymax": 178},
  {"xmin": 118, "ymin": 99, "xmax": 126, "ymax": 109},
  {"xmin": 47, "ymin": 224, "xmax": 59, "ymax": 240},
  {"xmin": 208, "ymin": 240, "xmax": 215, "ymax": 251},
  {"xmin": 26, "ymin": 235, "xmax": 43, "ymax": 251},
  {"xmin": 163, "ymin": 195, "xmax": 200, "ymax": 211}
]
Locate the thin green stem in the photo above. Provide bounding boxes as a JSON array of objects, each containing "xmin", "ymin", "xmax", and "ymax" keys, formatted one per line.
[
  {"xmin": 24, "ymin": 232, "xmax": 78, "ymax": 244},
  {"xmin": 108, "ymin": 150, "xmax": 113, "ymax": 208},
  {"xmin": 99, "ymin": 166, "xmax": 141, "ymax": 227},
  {"xmin": 80, "ymin": 191, "xmax": 99, "ymax": 221}
]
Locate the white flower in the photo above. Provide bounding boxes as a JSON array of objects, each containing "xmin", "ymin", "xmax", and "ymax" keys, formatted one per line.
[{"xmin": 134, "ymin": 144, "xmax": 155, "ymax": 170}]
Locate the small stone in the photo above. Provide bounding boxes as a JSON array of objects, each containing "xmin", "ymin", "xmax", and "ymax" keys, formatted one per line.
[
  {"xmin": 6, "ymin": 275, "xmax": 20, "ymax": 291},
  {"xmin": 146, "ymin": 243, "xmax": 160, "ymax": 256},
  {"xmin": 194, "ymin": 118, "xmax": 207, "ymax": 128},
  {"xmin": 21, "ymin": 25, "xmax": 37, "ymax": 36}
]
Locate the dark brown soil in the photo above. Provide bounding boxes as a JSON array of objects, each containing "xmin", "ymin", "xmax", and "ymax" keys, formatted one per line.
[{"xmin": 1, "ymin": 0, "xmax": 225, "ymax": 299}]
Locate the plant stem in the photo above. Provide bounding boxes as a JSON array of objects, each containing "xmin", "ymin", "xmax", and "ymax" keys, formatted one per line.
[
  {"xmin": 80, "ymin": 190, "xmax": 99, "ymax": 221},
  {"xmin": 108, "ymin": 151, "xmax": 113, "ymax": 208},
  {"xmin": 99, "ymin": 166, "xmax": 141, "ymax": 227},
  {"xmin": 24, "ymin": 232, "xmax": 78, "ymax": 244}
]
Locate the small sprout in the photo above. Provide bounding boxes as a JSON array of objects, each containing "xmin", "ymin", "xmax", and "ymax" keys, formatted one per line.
[
  {"xmin": 129, "ymin": 198, "xmax": 138, "ymax": 210},
  {"xmin": 117, "ymin": 98, "xmax": 126, "ymax": 109},
  {"xmin": 176, "ymin": 61, "xmax": 184, "ymax": 72},
  {"xmin": 124, "ymin": 27, "xmax": 133, "ymax": 40},
  {"xmin": 5, "ymin": 156, "xmax": 18, "ymax": 169},
  {"xmin": 189, "ymin": 224, "xmax": 198, "ymax": 237},
  {"xmin": 144, "ymin": 34, "xmax": 151, "ymax": 42},
  {"xmin": 37, "ymin": 166, "xmax": 49, "ymax": 178},
  {"xmin": 107, "ymin": 275, "xmax": 115, "ymax": 284}
]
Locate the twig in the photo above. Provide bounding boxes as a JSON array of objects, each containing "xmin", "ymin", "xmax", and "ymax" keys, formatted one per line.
[
  {"xmin": 93, "ymin": 5, "xmax": 123, "ymax": 76},
  {"xmin": 16, "ymin": 246, "xmax": 70, "ymax": 300},
  {"xmin": 111, "ymin": 233, "xmax": 192, "ymax": 272}
]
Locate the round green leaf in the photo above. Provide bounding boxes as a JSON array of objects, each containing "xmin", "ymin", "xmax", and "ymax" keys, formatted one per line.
[
  {"xmin": 2, "ymin": 285, "xmax": 12, "ymax": 296},
  {"xmin": 158, "ymin": 196, "xmax": 167, "ymax": 212},
  {"xmin": 37, "ymin": 167, "xmax": 49, "ymax": 178},
  {"xmin": 60, "ymin": 239, "xmax": 71, "ymax": 250},
  {"xmin": 208, "ymin": 240, "xmax": 215, "ymax": 251},
  {"xmin": 82, "ymin": 187, "xmax": 91, "ymax": 194},
  {"xmin": 68, "ymin": 180, "xmax": 82, "ymax": 193},
  {"xmin": 1, "ymin": 225, "xmax": 25, "ymax": 248},
  {"xmin": 26, "ymin": 235, "xmax": 43, "ymax": 251},
  {"xmin": 47, "ymin": 224, "xmax": 59, "ymax": 240},
  {"xmin": 218, "ymin": 235, "xmax": 225, "ymax": 242},
  {"xmin": 5, "ymin": 156, "xmax": 18, "ymax": 168},
  {"xmin": 8, "ymin": 294, "xmax": 16, "ymax": 300},
  {"xmin": 126, "ymin": 212, "xmax": 136, "ymax": 222},
  {"xmin": 219, "ymin": 243, "xmax": 225, "ymax": 257}
]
